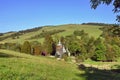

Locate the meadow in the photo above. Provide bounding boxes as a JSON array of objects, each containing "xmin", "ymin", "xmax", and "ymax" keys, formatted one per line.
[
  {"xmin": 0, "ymin": 49, "xmax": 83, "ymax": 80},
  {"xmin": 0, "ymin": 49, "xmax": 120, "ymax": 80}
]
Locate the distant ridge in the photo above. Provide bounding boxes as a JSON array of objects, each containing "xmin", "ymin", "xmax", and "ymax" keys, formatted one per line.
[{"xmin": 81, "ymin": 22, "xmax": 118, "ymax": 26}]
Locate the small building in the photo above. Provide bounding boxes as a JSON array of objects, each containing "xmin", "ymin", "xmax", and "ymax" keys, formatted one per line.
[{"xmin": 55, "ymin": 41, "xmax": 66, "ymax": 58}]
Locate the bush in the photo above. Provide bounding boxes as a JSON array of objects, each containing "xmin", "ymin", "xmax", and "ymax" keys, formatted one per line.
[{"xmin": 21, "ymin": 41, "xmax": 31, "ymax": 54}]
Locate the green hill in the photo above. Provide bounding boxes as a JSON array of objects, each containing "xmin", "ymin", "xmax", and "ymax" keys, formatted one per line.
[
  {"xmin": 1, "ymin": 24, "xmax": 120, "ymax": 80},
  {"xmin": 0, "ymin": 24, "xmax": 103, "ymax": 44}
]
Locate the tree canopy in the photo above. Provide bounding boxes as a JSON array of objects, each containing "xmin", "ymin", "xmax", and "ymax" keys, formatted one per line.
[{"xmin": 90, "ymin": 0, "xmax": 120, "ymax": 22}]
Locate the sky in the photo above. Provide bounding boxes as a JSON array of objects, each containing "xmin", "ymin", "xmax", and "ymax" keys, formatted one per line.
[{"xmin": 0, "ymin": 0, "xmax": 117, "ymax": 33}]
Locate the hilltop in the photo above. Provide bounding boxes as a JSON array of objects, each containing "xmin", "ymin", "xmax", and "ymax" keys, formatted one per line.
[{"xmin": 0, "ymin": 24, "xmax": 103, "ymax": 44}]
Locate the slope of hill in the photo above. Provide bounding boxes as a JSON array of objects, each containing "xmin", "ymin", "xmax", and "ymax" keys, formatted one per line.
[
  {"xmin": 0, "ymin": 24, "xmax": 103, "ymax": 44},
  {"xmin": 0, "ymin": 49, "xmax": 83, "ymax": 80},
  {"xmin": 0, "ymin": 49, "xmax": 120, "ymax": 80}
]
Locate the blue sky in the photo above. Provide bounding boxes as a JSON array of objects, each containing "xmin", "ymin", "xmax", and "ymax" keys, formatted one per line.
[{"xmin": 0, "ymin": 0, "xmax": 117, "ymax": 33}]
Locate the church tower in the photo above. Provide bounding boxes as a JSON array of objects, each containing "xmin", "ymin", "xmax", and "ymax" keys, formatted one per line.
[{"xmin": 55, "ymin": 40, "xmax": 66, "ymax": 58}]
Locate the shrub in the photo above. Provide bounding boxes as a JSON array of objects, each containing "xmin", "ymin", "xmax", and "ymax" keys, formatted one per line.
[{"xmin": 21, "ymin": 41, "xmax": 31, "ymax": 54}]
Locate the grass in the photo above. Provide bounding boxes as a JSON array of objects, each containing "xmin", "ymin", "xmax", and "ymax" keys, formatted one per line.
[
  {"xmin": 0, "ymin": 49, "xmax": 84, "ymax": 80},
  {"xmin": 0, "ymin": 49, "xmax": 120, "ymax": 80}
]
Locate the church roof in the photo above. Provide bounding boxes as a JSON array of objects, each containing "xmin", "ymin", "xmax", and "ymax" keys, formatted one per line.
[{"xmin": 57, "ymin": 40, "xmax": 62, "ymax": 46}]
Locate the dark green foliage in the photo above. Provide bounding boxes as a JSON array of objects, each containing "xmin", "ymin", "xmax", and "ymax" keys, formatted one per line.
[
  {"xmin": 0, "ymin": 33, "xmax": 3, "ymax": 36},
  {"xmin": 112, "ymin": 26, "xmax": 120, "ymax": 36},
  {"xmin": 11, "ymin": 27, "xmax": 43, "ymax": 39},
  {"xmin": 19, "ymin": 27, "xmax": 43, "ymax": 33},
  {"xmin": 99, "ymin": 26, "xmax": 120, "ymax": 61},
  {"xmin": 67, "ymin": 30, "xmax": 97, "ymax": 61},
  {"xmin": 101, "ymin": 26, "xmax": 120, "ymax": 38},
  {"xmin": 94, "ymin": 37, "xmax": 102, "ymax": 46},
  {"xmin": 81, "ymin": 33, "xmax": 89, "ymax": 43},
  {"xmin": 0, "ymin": 44, "xmax": 1, "ymax": 49},
  {"xmin": 82, "ymin": 22, "xmax": 115, "ymax": 26},
  {"xmin": 113, "ymin": 45, "xmax": 120, "ymax": 57},
  {"xmin": 14, "ymin": 43, "xmax": 21, "ymax": 52},
  {"xmin": 66, "ymin": 31, "xmax": 95, "ymax": 61},
  {"xmin": 80, "ymin": 45, "xmax": 87, "ymax": 58},
  {"xmin": 30, "ymin": 41, "xmax": 42, "ymax": 55},
  {"xmin": 60, "ymin": 36, "xmax": 65, "ymax": 45},
  {"xmin": 0, "ymin": 42, "xmax": 21, "ymax": 52},
  {"xmin": 106, "ymin": 44, "xmax": 117, "ymax": 61},
  {"xmin": 94, "ymin": 42, "xmax": 106, "ymax": 61},
  {"xmin": 0, "ymin": 27, "xmax": 43, "ymax": 41},
  {"xmin": 29, "ymin": 30, "xmax": 65, "ymax": 39},
  {"xmin": 86, "ymin": 37, "xmax": 96, "ymax": 58},
  {"xmin": 111, "ymin": 37, "xmax": 120, "ymax": 46},
  {"xmin": 43, "ymin": 34, "xmax": 54, "ymax": 55},
  {"xmin": 33, "ymin": 46, "xmax": 42, "ymax": 55},
  {"xmin": 74, "ymin": 30, "xmax": 85, "ymax": 36},
  {"xmin": 21, "ymin": 41, "xmax": 31, "ymax": 54},
  {"xmin": 65, "ymin": 35, "xmax": 81, "ymax": 56}
]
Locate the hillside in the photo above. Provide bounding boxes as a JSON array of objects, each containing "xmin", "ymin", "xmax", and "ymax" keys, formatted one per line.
[
  {"xmin": 0, "ymin": 24, "xmax": 103, "ymax": 44},
  {"xmin": 0, "ymin": 49, "xmax": 83, "ymax": 80},
  {"xmin": 0, "ymin": 49, "xmax": 120, "ymax": 80}
]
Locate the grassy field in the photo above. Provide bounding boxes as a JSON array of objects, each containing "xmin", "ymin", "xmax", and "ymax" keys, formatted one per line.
[
  {"xmin": 0, "ymin": 24, "xmax": 103, "ymax": 44},
  {"xmin": 0, "ymin": 49, "xmax": 83, "ymax": 80},
  {"xmin": 0, "ymin": 49, "xmax": 120, "ymax": 80}
]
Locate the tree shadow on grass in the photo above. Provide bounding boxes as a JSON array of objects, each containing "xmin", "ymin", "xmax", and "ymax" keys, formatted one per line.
[
  {"xmin": 77, "ymin": 64, "xmax": 120, "ymax": 80},
  {"xmin": 0, "ymin": 52, "xmax": 21, "ymax": 58}
]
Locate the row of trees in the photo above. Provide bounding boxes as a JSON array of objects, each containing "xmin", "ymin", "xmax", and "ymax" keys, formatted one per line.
[
  {"xmin": 29, "ymin": 29, "xmax": 65, "ymax": 39},
  {"xmin": 81, "ymin": 22, "xmax": 117, "ymax": 26},
  {"xmin": 0, "ymin": 35, "xmax": 55, "ymax": 56},
  {"xmin": 66, "ymin": 28, "xmax": 120, "ymax": 62}
]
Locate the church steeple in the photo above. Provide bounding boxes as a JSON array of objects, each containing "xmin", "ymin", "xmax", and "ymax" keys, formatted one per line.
[{"xmin": 57, "ymin": 40, "xmax": 62, "ymax": 46}]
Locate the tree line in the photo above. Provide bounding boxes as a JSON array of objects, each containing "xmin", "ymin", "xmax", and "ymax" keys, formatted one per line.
[{"xmin": 82, "ymin": 22, "xmax": 119, "ymax": 27}]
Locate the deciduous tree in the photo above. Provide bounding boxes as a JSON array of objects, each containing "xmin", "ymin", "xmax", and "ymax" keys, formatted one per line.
[{"xmin": 21, "ymin": 41, "xmax": 31, "ymax": 54}]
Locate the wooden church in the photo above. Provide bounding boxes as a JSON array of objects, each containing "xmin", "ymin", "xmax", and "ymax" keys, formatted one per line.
[{"xmin": 55, "ymin": 41, "xmax": 67, "ymax": 58}]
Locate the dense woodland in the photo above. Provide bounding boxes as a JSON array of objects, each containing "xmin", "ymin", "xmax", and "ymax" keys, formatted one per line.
[{"xmin": 0, "ymin": 24, "xmax": 120, "ymax": 63}]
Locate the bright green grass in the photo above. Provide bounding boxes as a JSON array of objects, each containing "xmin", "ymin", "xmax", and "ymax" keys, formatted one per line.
[
  {"xmin": 0, "ymin": 49, "xmax": 84, "ymax": 80},
  {"xmin": 0, "ymin": 50, "xmax": 120, "ymax": 80},
  {"xmin": 0, "ymin": 24, "xmax": 103, "ymax": 44}
]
